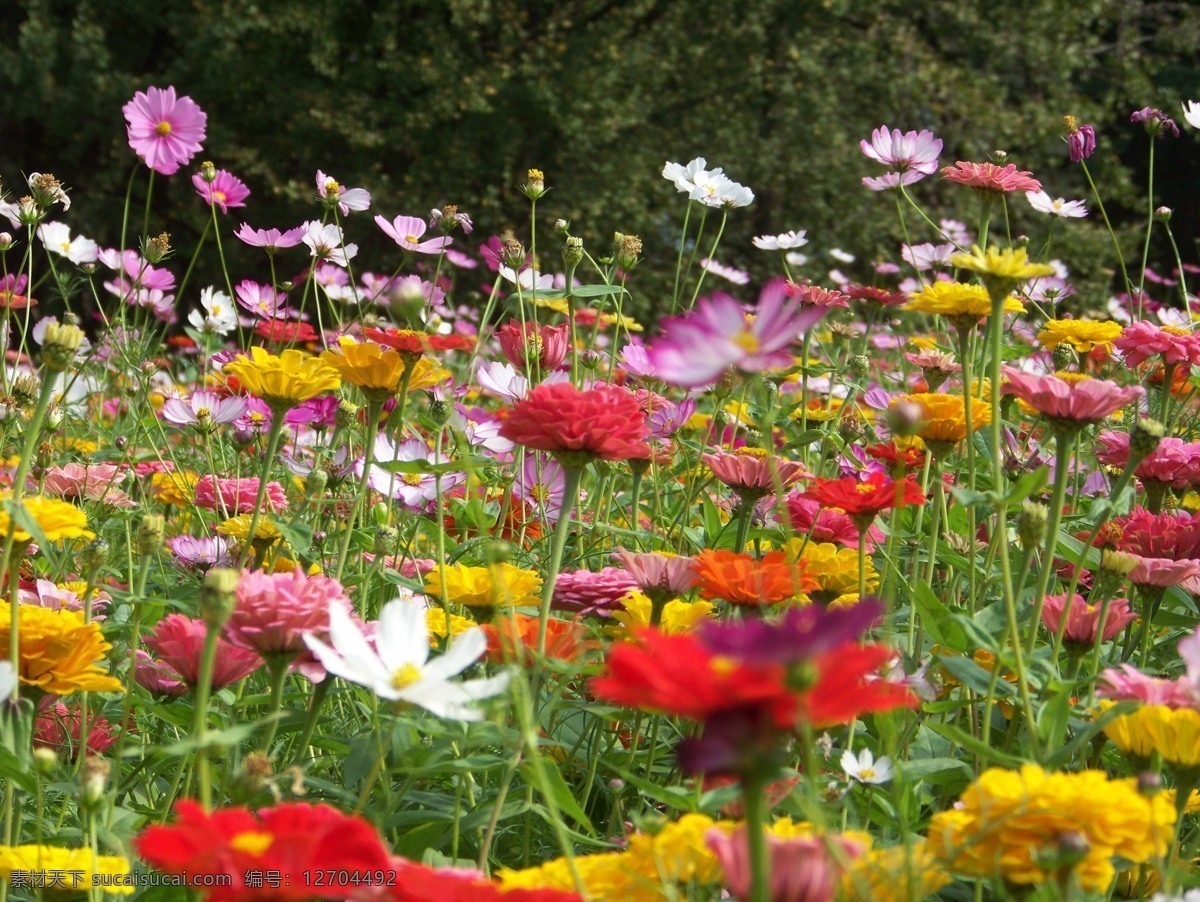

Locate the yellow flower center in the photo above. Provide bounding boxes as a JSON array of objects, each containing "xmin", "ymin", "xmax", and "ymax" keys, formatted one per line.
[
  {"xmin": 405, "ymin": 234, "xmax": 420, "ymax": 245},
  {"xmin": 249, "ymin": 412, "xmax": 265, "ymax": 423},
  {"xmin": 155, "ymin": 121, "xmax": 172, "ymax": 136},
  {"xmin": 196, "ymin": 407, "xmax": 211, "ymax": 418},
  {"xmin": 402, "ymin": 473, "xmax": 424, "ymax": 487},
  {"xmin": 530, "ymin": 485, "xmax": 550, "ymax": 503},
  {"xmin": 391, "ymin": 663, "xmax": 422, "ymax": 690},
  {"xmin": 325, "ymin": 180, "xmax": 339, "ymax": 195},
  {"xmin": 859, "ymin": 767, "xmax": 877, "ymax": 780},
  {"xmin": 733, "ymin": 330, "xmax": 760, "ymax": 353},
  {"xmin": 60, "ymin": 242, "xmax": 71, "ymax": 254},
  {"xmin": 734, "ymin": 447, "xmax": 770, "ymax": 459},
  {"xmin": 229, "ymin": 831, "xmax": 273, "ymax": 856},
  {"xmin": 711, "ymin": 656, "xmax": 738, "ymax": 676},
  {"xmin": 855, "ymin": 482, "xmax": 876, "ymax": 494},
  {"xmin": 1163, "ymin": 326, "xmax": 1191, "ymax": 337},
  {"xmin": 212, "ymin": 190, "xmax": 227, "ymax": 204}
]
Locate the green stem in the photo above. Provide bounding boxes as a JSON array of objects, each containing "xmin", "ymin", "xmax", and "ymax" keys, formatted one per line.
[
  {"xmin": 742, "ymin": 775, "xmax": 770, "ymax": 902},
  {"xmin": 190, "ymin": 624, "xmax": 222, "ymax": 811},
  {"xmin": 261, "ymin": 658, "xmax": 290, "ymax": 751},
  {"xmin": 234, "ymin": 415, "xmax": 288, "ymax": 570},
  {"xmin": 538, "ymin": 467, "xmax": 583, "ymax": 654},
  {"xmin": 1027, "ymin": 432, "xmax": 1073, "ymax": 656}
]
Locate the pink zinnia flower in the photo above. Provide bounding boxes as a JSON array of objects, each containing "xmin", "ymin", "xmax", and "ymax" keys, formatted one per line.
[
  {"xmin": 226, "ymin": 569, "xmax": 353, "ymax": 680},
  {"xmin": 940, "ymin": 161, "xmax": 1042, "ymax": 195},
  {"xmin": 1098, "ymin": 665, "xmax": 1196, "ymax": 707},
  {"xmin": 162, "ymin": 391, "xmax": 247, "ymax": 429},
  {"xmin": 234, "ymin": 223, "xmax": 306, "ymax": 252},
  {"xmin": 134, "ymin": 650, "xmax": 188, "ymax": 698},
  {"xmin": 703, "ymin": 449, "xmax": 809, "ymax": 496},
  {"xmin": 1114, "ymin": 321, "xmax": 1200, "ymax": 368},
  {"xmin": 123, "ymin": 86, "xmax": 206, "ymax": 176},
  {"xmin": 783, "ymin": 280, "xmax": 850, "ymax": 308},
  {"xmin": 1040, "ymin": 594, "xmax": 1136, "ymax": 646},
  {"xmin": 1001, "ymin": 368, "xmax": 1143, "ymax": 424},
  {"xmin": 192, "ymin": 169, "xmax": 249, "ymax": 214},
  {"xmin": 1095, "ymin": 432, "xmax": 1200, "ymax": 490},
  {"xmin": 782, "ymin": 495, "xmax": 882, "ymax": 549},
  {"xmin": 39, "ymin": 462, "xmax": 133, "ymax": 508},
  {"xmin": 648, "ymin": 283, "xmax": 826, "ymax": 387},
  {"xmin": 551, "ymin": 567, "xmax": 639, "ymax": 617},
  {"xmin": 34, "ymin": 701, "xmax": 118, "ymax": 761},
  {"xmin": 193, "ymin": 475, "xmax": 288, "ymax": 515},
  {"xmin": 144, "ymin": 615, "xmax": 263, "ymax": 690},
  {"xmin": 707, "ymin": 826, "xmax": 861, "ymax": 902},
  {"xmin": 611, "ymin": 551, "xmax": 697, "ymax": 601},
  {"xmin": 374, "ymin": 214, "xmax": 451, "ymax": 254},
  {"xmin": 860, "ymin": 125, "xmax": 942, "ymax": 191},
  {"xmin": 315, "ymin": 170, "xmax": 371, "ymax": 216}
]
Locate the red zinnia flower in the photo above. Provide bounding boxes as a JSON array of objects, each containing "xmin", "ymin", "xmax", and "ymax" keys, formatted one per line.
[
  {"xmin": 136, "ymin": 800, "xmax": 394, "ymax": 901},
  {"xmin": 254, "ymin": 318, "xmax": 318, "ymax": 344},
  {"xmin": 364, "ymin": 328, "xmax": 473, "ymax": 357},
  {"xmin": 865, "ymin": 441, "xmax": 927, "ymax": 474},
  {"xmin": 940, "ymin": 161, "xmax": 1041, "ymax": 195},
  {"xmin": 802, "ymin": 472, "xmax": 925, "ymax": 530},
  {"xmin": 382, "ymin": 858, "xmax": 583, "ymax": 901},
  {"xmin": 590, "ymin": 630, "xmax": 797, "ymax": 727},
  {"xmin": 846, "ymin": 284, "xmax": 907, "ymax": 307},
  {"xmin": 804, "ymin": 643, "xmax": 919, "ymax": 727},
  {"xmin": 499, "ymin": 383, "xmax": 650, "ymax": 466},
  {"xmin": 143, "ymin": 615, "xmax": 263, "ymax": 690}
]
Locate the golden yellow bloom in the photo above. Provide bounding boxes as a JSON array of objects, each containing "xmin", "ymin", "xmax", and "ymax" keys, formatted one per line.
[
  {"xmin": 0, "ymin": 845, "xmax": 133, "ymax": 895},
  {"xmin": 613, "ymin": 590, "xmax": 715, "ymax": 635},
  {"xmin": 425, "ymin": 563, "xmax": 542, "ymax": 608},
  {"xmin": 216, "ymin": 514, "xmax": 282, "ymax": 545},
  {"xmin": 405, "ymin": 357, "xmax": 451, "ymax": 392},
  {"xmin": 909, "ymin": 336, "xmax": 938, "ymax": 350},
  {"xmin": 782, "ymin": 540, "xmax": 876, "ymax": 602},
  {"xmin": 150, "ymin": 471, "xmax": 199, "ymax": 507},
  {"xmin": 320, "ymin": 337, "xmax": 406, "ymax": 396},
  {"xmin": 534, "ymin": 296, "xmax": 571, "ymax": 315},
  {"xmin": 843, "ymin": 840, "xmax": 951, "ymax": 902},
  {"xmin": 601, "ymin": 311, "xmax": 644, "ymax": 333},
  {"xmin": 425, "ymin": 607, "xmax": 476, "ymax": 644},
  {"xmin": 1102, "ymin": 703, "xmax": 1200, "ymax": 767},
  {"xmin": 950, "ymin": 245, "xmax": 1056, "ymax": 284},
  {"xmin": 905, "ymin": 281, "xmax": 1024, "ymax": 318},
  {"xmin": 1037, "ymin": 319, "xmax": 1123, "ymax": 354},
  {"xmin": 902, "ymin": 392, "xmax": 991, "ymax": 447},
  {"xmin": 224, "ymin": 346, "xmax": 341, "ymax": 410},
  {"xmin": 927, "ymin": 765, "xmax": 1175, "ymax": 892},
  {"xmin": 0, "ymin": 603, "xmax": 123, "ymax": 695},
  {"xmin": 54, "ymin": 436, "xmax": 99, "ymax": 454},
  {"xmin": 790, "ymin": 398, "xmax": 843, "ymax": 424},
  {"xmin": 0, "ymin": 494, "xmax": 92, "ymax": 543}
]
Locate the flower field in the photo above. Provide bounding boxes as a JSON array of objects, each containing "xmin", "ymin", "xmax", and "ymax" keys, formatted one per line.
[{"xmin": 2, "ymin": 86, "xmax": 1200, "ymax": 900}]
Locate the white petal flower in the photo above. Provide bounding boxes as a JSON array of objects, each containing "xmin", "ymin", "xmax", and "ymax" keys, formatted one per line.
[
  {"xmin": 841, "ymin": 747, "xmax": 893, "ymax": 785},
  {"xmin": 752, "ymin": 229, "xmax": 808, "ymax": 251},
  {"xmin": 1026, "ymin": 190, "xmax": 1088, "ymax": 219},
  {"xmin": 1182, "ymin": 100, "xmax": 1200, "ymax": 131},
  {"xmin": 0, "ymin": 662, "xmax": 15, "ymax": 704}
]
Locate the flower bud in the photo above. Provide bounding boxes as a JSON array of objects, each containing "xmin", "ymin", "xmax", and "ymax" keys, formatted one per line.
[
  {"xmin": 521, "ymin": 168, "xmax": 547, "ymax": 200},
  {"xmin": 1154, "ymin": 206, "xmax": 1173, "ymax": 222},
  {"xmin": 373, "ymin": 525, "xmax": 399, "ymax": 556},
  {"xmin": 614, "ymin": 233, "xmax": 642, "ymax": 271},
  {"xmin": 579, "ymin": 349, "xmax": 603, "ymax": 370},
  {"xmin": 41, "ymin": 322, "xmax": 85, "ymax": 371},
  {"xmin": 81, "ymin": 756, "xmax": 110, "ymax": 807},
  {"xmin": 429, "ymin": 399, "xmax": 450, "ymax": 424},
  {"xmin": 335, "ymin": 399, "xmax": 360, "ymax": 430},
  {"xmin": 553, "ymin": 218, "xmax": 570, "ymax": 235},
  {"xmin": 1130, "ymin": 417, "xmax": 1165, "ymax": 461},
  {"xmin": 137, "ymin": 514, "xmax": 166, "ymax": 554},
  {"xmin": 502, "ymin": 237, "xmax": 526, "ymax": 269},
  {"xmin": 992, "ymin": 149, "xmax": 1009, "ymax": 163},
  {"xmin": 12, "ymin": 375, "xmax": 39, "ymax": 406},
  {"xmin": 849, "ymin": 354, "xmax": 870, "ymax": 379},
  {"xmin": 887, "ymin": 399, "xmax": 923, "ymax": 437},
  {"xmin": 199, "ymin": 161, "xmax": 217, "ymax": 183},
  {"xmin": 372, "ymin": 502, "xmax": 390, "ymax": 528},
  {"xmin": 80, "ymin": 537, "xmax": 110, "ymax": 572},
  {"xmin": 43, "ymin": 403, "xmax": 64, "ymax": 432},
  {"xmin": 36, "ymin": 441, "xmax": 54, "ymax": 470},
  {"xmin": 1137, "ymin": 770, "xmax": 1162, "ymax": 796},
  {"xmin": 17, "ymin": 196, "xmax": 39, "ymax": 226},
  {"xmin": 562, "ymin": 236, "xmax": 584, "ymax": 268},
  {"xmin": 1052, "ymin": 343, "xmax": 1078, "ymax": 372},
  {"xmin": 1100, "ymin": 549, "xmax": 1137, "ymax": 576},
  {"xmin": 0, "ymin": 233, "xmax": 11, "ymax": 251},
  {"xmin": 198, "ymin": 567, "xmax": 239, "ymax": 628},
  {"xmin": 486, "ymin": 538, "xmax": 514, "ymax": 565},
  {"xmin": 143, "ymin": 232, "xmax": 172, "ymax": 264},
  {"xmin": 114, "ymin": 435, "xmax": 128, "ymax": 451},
  {"xmin": 32, "ymin": 747, "xmax": 57, "ymax": 774},
  {"xmin": 1017, "ymin": 501, "xmax": 1048, "ymax": 549},
  {"xmin": 305, "ymin": 468, "xmax": 329, "ymax": 497}
]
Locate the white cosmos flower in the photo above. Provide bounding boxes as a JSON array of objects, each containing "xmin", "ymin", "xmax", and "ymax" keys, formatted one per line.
[
  {"xmin": 1183, "ymin": 100, "xmax": 1200, "ymax": 131},
  {"xmin": 37, "ymin": 222, "xmax": 98, "ymax": 265},
  {"xmin": 752, "ymin": 229, "xmax": 808, "ymax": 251},
  {"xmin": 1026, "ymin": 190, "xmax": 1088, "ymax": 219},
  {"xmin": 301, "ymin": 220, "xmax": 357, "ymax": 268},
  {"xmin": 829, "ymin": 248, "xmax": 856, "ymax": 264},
  {"xmin": 304, "ymin": 598, "xmax": 510, "ymax": 720},
  {"xmin": 662, "ymin": 157, "xmax": 725, "ymax": 195},
  {"xmin": 187, "ymin": 286, "xmax": 237, "ymax": 336},
  {"xmin": 841, "ymin": 747, "xmax": 893, "ymax": 785},
  {"xmin": 499, "ymin": 266, "xmax": 554, "ymax": 291},
  {"xmin": 690, "ymin": 173, "xmax": 755, "ymax": 208},
  {"xmin": 699, "ymin": 258, "xmax": 750, "ymax": 285}
]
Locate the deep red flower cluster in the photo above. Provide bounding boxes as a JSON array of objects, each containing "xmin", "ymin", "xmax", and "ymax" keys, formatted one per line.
[
  {"xmin": 499, "ymin": 383, "xmax": 650, "ymax": 465},
  {"xmin": 801, "ymin": 472, "xmax": 926, "ymax": 529}
]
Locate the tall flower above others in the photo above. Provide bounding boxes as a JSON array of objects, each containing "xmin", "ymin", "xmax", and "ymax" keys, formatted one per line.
[
  {"xmin": 192, "ymin": 168, "xmax": 250, "ymax": 214},
  {"xmin": 315, "ymin": 170, "xmax": 371, "ymax": 216},
  {"xmin": 303, "ymin": 597, "xmax": 510, "ymax": 720},
  {"xmin": 860, "ymin": 125, "xmax": 942, "ymax": 190},
  {"xmin": 648, "ymin": 284, "xmax": 825, "ymax": 387},
  {"xmin": 940, "ymin": 161, "xmax": 1041, "ymax": 196},
  {"xmin": 1063, "ymin": 116, "xmax": 1097, "ymax": 162},
  {"xmin": 224, "ymin": 347, "xmax": 341, "ymax": 412},
  {"xmin": 499, "ymin": 383, "xmax": 650, "ymax": 467},
  {"xmin": 122, "ymin": 86, "xmax": 207, "ymax": 175},
  {"xmin": 950, "ymin": 245, "xmax": 1056, "ymax": 296},
  {"xmin": 375, "ymin": 214, "xmax": 452, "ymax": 254}
]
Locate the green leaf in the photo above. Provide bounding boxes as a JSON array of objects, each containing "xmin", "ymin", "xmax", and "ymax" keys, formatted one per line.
[
  {"xmin": 909, "ymin": 581, "xmax": 969, "ymax": 652},
  {"xmin": 936, "ymin": 653, "xmax": 1015, "ymax": 697},
  {"xmin": 274, "ymin": 519, "xmax": 313, "ymax": 556},
  {"xmin": 570, "ymin": 284, "xmax": 627, "ymax": 299},
  {"xmin": 522, "ymin": 756, "xmax": 595, "ymax": 833},
  {"xmin": 928, "ymin": 723, "xmax": 1025, "ymax": 768}
]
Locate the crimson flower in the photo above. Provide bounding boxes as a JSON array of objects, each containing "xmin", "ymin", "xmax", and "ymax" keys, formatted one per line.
[
  {"xmin": 136, "ymin": 800, "xmax": 393, "ymax": 901},
  {"xmin": 801, "ymin": 472, "xmax": 926, "ymax": 530},
  {"xmin": 382, "ymin": 858, "xmax": 583, "ymax": 901},
  {"xmin": 143, "ymin": 615, "xmax": 262, "ymax": 690},
  {"xmin": 499, "ymin": 383, "xmax": 650, "ymax": 467}
]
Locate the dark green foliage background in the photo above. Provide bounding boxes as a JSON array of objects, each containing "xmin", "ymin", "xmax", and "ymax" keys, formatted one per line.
[{"xmin": 3, "ymin": 0, "xmax": 1199, "ymax": 308}]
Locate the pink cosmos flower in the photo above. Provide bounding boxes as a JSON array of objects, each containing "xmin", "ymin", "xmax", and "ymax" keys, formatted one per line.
[
  {"xmin": 1001, "ymin": 368, "xmax": 1143, "ymax": 424},
  {"xmin": 703, "ymin": 449, "xmax": 809, "ymax": 495},
  {"xmin": 168, "ymin": 535, "xmax": 232, "ymax": 571},
  {"xmin": 234, "ymin": 223, "xmax": 306, "ymax": 252},
  {"xmin": 1040, "ymin": 594, "xmax": 1136, "ymax": 646},
  {"xmin": 192, "ymin": 169, "xmax": 249, "ymax": 214},
  {"xmin": 512, "ymin": 453, "xmax": 566, "ymax": 524},
  {"xmin": 375, "ymin": 214, "xmax": 452, "ymax": 255},
  {"xmin": 1131, "ymin": 107, "xmax": 1181, "ymax": 138},
  {"xmin": 226, "ymin": 569, "xmax": 354, "ymax": 681},
  {"xmin": 193, "ymin": 475, "xmax": 289, "ymax": 515},
  {"xmin": 144, "ymin": 615, "xmax": 263, "ymax": 690},
  {"xmin": 357, "ymin": 436, "xmax": 465, "ymax": 509},
  {"xmin": 99, "ymin": 248, "xmax": 176, "ymax": 295},
  {"xmin": 860, "ymin": 125, "xmax": 942, "ymax": 191},
  {"xmin": 940, "ymin": 161, "xmax": 1042, "ymax": 195},
  {"xmin": 550, "ymin": 567, "xmax": 639, "ymax": 617},
  {"xmin": 234, "ymin": 280, "xmax": 291, "ymax": 319},
  {"xmin": 315, "ymin": 170, "xmax": 372, "ymax": 216},
  {"xmin": 301, "ymin": 221, "xmax": 357, "ymax": 267},
  {"xmin": 122, "ymin": 86, "xmax": 207, "ymax": 176},
  {"xmin": 134, "ymin": 651, "xmax": 188, "ymax": 698},
  {"xmin": 19, "ymin": 579, "xmax": 110, "ymax": 617},
  {"xmin": 162, "ymin": 391, "xmax": 248, "ymax": 429},
  {"xmin": 648, "ymin": 284, "xmax": 826, "ymax": 387},
  {"xmin": 1114, "ymin": 321, "xmax": 1200, "ymax": 368}
]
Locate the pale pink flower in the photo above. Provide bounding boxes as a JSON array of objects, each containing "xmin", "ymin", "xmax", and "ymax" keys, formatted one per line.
[
  {"xmin": 375, "ymin": 214, "xmax": 451, "ymax": 255},
  {"xmin": 1001, "ymin": 367, "xmax": 1143, "ymax": 424},
  {"xmin": 39, "ymin": 462, "xmax": 133, "ymax": 508},
  {"xmin": 234, "ymin": 223, "xmax": 306, "ymax": 251},
  {"xmin": 612, "ymin": 551, "xmax": 697, "ymax": 600},
  {"xmin": 1098, "ymin": 665, "xmax": 1196, "ymax": 707},
  {"xmin": 192, "ymin": 169, "xmax": 249, "ymax": 214},
  {"xmin": 20, "ymin": 579, "xmax": 110, "ymax": 617},
  {"xmin": 703, "ymin": 449, "xmax": 809, "ymax": 495},
  {"xmin": 193, "ymin": 475, "xmax": 288, "ymax": 515},
  {"xmin": 301, "ymin": 221, "xmax": 357, "ymax": 267},
  {"xmin": 315, "ymin": 170, "xmax": 371, "ymax": 216},
  {"xmin": 860, "ymin": 125, "xmax": 942, "ymax": 191},
  {"xmin": 162, "ymin": 391, "xmax": 247, "ymax": 429},
  {"xmin": 1026, "ymin": 191, "xmax": 1088, "ymax": 219},
  {"xmin": 707, "ymin": 826, "xmax": 860, "ymax": 902},
  {"xmin": 122, "ymin": 86, "xmax": 206, "ymax": 175},
  {"xmin": 234, "ymin": 280, "xmax": 291, "ymax": 319},
  {"xmin": 512, "ymin": 454, "xmax": 566, "ymax": 524}
]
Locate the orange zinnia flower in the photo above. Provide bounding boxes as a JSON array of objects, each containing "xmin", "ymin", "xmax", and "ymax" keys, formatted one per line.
[{"xmin": 694, "ymin": 549, "xmax": 817, "ymax": 606}]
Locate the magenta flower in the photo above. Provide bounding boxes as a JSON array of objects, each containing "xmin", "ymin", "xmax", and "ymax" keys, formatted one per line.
[
  {"xmin": 1095, "ymin": 432, "xmax": 1200, "ymax": 490},
  {"xmin": 1001, "ymin": 367, "xmax": 1143, "ymax": 424},
  {"xmin": 315, "ymin": 170, "xmax": 372, "ymax": 216},
  {"xmin": 1130, "ymin": 107, "xmax": 1181, "ymax": 138},
  {"xmin": 374, "ymin": 214, "xmax": 452, "ymax": 255},
  {"xmin": 860, "ymin": 125, "xmax": 942, "ymax": 191},
  {"xmin": 648, "ymin": 283, "xmax": 826, "ymax": 387},
  {"xmin": 1067, "ymin": 124, "xmax": 1097, "ymax": 162},
  {"xmin": 1114, "ymin": 321, "xmax": 1200, "ymax": 368},
  {"xmin": 192, "ymin": 169, "xmax": 249, "ymax": 214},
  {"xmin": 144, "ymin": 615, "xmax": 262, "ymax": 690},
  {"xmin": 551, "ymin": 567, "xmax": 639, "ymax": 617},
  {"xmin": 235, "ymin": 280, "xmax": 291, "ymax": 319},
  {"xmin": 235, "ymin": 223, "xmax": 306, "ymax": 252},
  {"xmin": 194, "ymin": 475, "xmax": 288, "ymax": 515},
  {"xmin": 134, "ymin": 651, "xmax": 188, "ymax": 698},
  {"xmin": 122, "ymin": 86, "xmax": 207, "ymax": 176},
  {"xmin": 161, "ymin": 391, "xmax": 247, "ymax": 430}
]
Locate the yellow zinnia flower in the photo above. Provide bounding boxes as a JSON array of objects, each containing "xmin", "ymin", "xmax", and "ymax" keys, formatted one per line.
[
  {"xmin": 0, "ymin": 494, "xmax": 92, "ymax": 543},
  {"xmin": 150, "ymin": 471, "xmax": 199, "ymax": 507},
  {"xmin": 950, "ymin": 245, "xmax": 1056, "ymax": 286},
  {"xmin": 1102, "ymin": 702, "xmax": 1200, "ymax": 768},
  {"xmin": 1036, "ymin": 319, "xmax": 1123, "ymax": 354},
  {"xmin": 425, "ymin": 607, "xmax": 476, "ymax": 644},
  {"xmin": 927, "ymin": 764, "xmax": 1175, "ymax": 892},
  {"xmin": 905, "ymin": 282, "xmax": 1024, "ymax": 319},
  {"xmin": 320, "ymin": 337, "xmax": 407, "ymax": 397},
  {"xmin": 902, "ymin": 392, "xmax": 991, "ymax": 448},
  {"xmin": 425, "ymin": 563, "xmax": 542, "ymax": 608},
  {"xmin": 216, "ymin": 514, "xmax": 282, "ymax": 545},
  {"xmin": 0, "ymin": 603, "xmax": 123, "ymax": 696},
  {"xmin": 613, "ymin": 590, "xmax": 715, "ymax": 635},
  {"xmin": 0, "ymin": 846, "xmax": 133, "ymax": 895},
  {"xmin": 224, "ymin": 346, "xmax": 341, "ymax": 411},
  {"xmin": 782, "ymin": 540, "xmax": 876, "ymax": 603},
  {"xmin": 405, "ymin": 357, "xmax": 451, "ymax": 392},
  {"xmin": 843, "ymin": 840, "xmax": 951, "ymax": 902}
]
